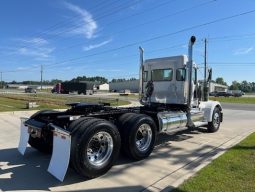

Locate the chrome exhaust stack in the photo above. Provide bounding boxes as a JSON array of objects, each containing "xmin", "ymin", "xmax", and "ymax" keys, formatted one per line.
[
  {"xmin": 139, "ymin": 46, "xmax": 146, "ymax": 105},
  {"xmin": 187, "ymin": 36, "xmax": 196, "ymax": 108}
]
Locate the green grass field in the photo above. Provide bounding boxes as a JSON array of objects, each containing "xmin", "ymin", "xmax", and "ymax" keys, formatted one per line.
[
  {"xmin": 0, "ymin": 93, "xmax": 130, "ymax": 112},
  {"xmin": 173, "ymin": 132, "xmax": 255, "ymax": 192},
  {"xmin": 209, "ymin": 96, "xmax": 255, "ymax": 104}
]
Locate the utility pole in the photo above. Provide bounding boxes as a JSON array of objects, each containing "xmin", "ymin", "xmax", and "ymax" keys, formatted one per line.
[
  {"xmin": 40, "ymin": 65, "xmax": 43, "ymax": 90},
  {"xmin": 0, "ymin": 72, "xmax": 2, "ymax": 89},
  {"xmin": 204, "ymin": 38, "xmax": 208, "ymax": 101}
]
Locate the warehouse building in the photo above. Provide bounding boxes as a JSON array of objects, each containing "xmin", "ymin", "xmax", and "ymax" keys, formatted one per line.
[
  {"xmin": 109, "ymin": 80, "xmax": 227, "ymax": 93},
  {"xmin": 109, "ymin": 80, "xmax": 139, "ymax": 93}
]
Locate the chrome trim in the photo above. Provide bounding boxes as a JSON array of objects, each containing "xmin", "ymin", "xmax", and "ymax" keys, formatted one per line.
[
  {"xmin": 135, "ymin": 123, "xmax": 152, "ymax": 152},
  {"xmin": 87, "ymin": 131, "xmax": 113, "ymax": 167}
]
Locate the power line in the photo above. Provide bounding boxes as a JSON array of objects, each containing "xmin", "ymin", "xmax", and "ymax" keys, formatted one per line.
[
  {"xmin": 1, "ymin": 0, "xmax": 214, "ymax": 62},
  {"xmin": 3, "ymin": 8, "xmax": 255, "ymax": 73},
  {"xmin": 44, "ymin": 8, "xmax": 255, "ymax": 68},
  {"xmin": 1, "ymin": 0, "xmax": 144, "ymax": 57}
]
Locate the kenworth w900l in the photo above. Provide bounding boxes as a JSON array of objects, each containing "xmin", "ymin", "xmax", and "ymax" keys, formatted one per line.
[{"xmin": 18, "ymin": 36, "xmax": 223, "ymax": 181}]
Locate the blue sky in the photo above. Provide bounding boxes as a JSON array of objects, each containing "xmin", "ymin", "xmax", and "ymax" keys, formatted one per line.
[{"xmin": 0, "ymin": 0, "xmax": 255, "ymax": 84}]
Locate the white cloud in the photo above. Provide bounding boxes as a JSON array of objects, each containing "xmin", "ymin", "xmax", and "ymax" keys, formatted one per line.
[
  {"xmin": 17, "ymin": 47, "xmax": 55, "ymax": 58},
  {"xmin": 234, "ymin": 47, "xmax": 254, "ymax": 55},
  {"xmin": 83, "ymin": 39, "xmax": 112, "ymax": 51},
  {"xmin": 18, "ymin": 37, "xmax": 49, "ymax": 46},
  {"xmin": 12, "ymin": 37, "xmax": 55, "ymax": 60},
  {"xmin": 65, "ymin": 2, "xmax": 97, "ymax": 39}
]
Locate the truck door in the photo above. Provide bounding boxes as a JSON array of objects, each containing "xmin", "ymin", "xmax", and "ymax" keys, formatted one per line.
[{"xmin": 175, "ymin": 68, "xmax": 186, "ymax": 104}]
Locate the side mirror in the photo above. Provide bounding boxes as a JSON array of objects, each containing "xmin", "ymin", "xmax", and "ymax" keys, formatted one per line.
[{"xmin": 207, "ymin": 68, "xmax": 212, "ymax": 82}]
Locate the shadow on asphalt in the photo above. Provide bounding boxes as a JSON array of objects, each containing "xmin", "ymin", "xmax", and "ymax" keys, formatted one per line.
[{"xmin": 0, "ymin": 127, "xmax": 220, "ymax": 191}]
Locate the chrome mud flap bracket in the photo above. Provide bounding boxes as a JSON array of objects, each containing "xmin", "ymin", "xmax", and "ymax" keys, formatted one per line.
[
  {"xmin": 47, "ymin": 124, "xmax": 71, "ymax": 182},
  {"xmin": 18, "ymin": 117, "xmax": 29, "ymax": 155}
]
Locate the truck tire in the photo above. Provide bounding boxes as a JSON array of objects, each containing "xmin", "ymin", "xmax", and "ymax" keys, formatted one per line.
[
  {"xmin": 68, "ymin": 117, "xmax": 94, "ymax": 168},
  {"xmin": 207, "ymin": 107, "xmax": 221, "ymax": 133},
  {"xmin": 70, "ymin": 118, "xmax": 121, "ymax": 178},
  {"xmin": 119, "ymin": 114, "xmax": 156, "ymax": 160}
]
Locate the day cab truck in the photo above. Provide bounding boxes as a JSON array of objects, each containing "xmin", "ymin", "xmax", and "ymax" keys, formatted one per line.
[
  {"xmin": 52, "ymin": 81, "xmax": 94, "ymax": 95},
  {"xmin": 18, "ymin": 36, "xmax": 223, "ymax": 181}
]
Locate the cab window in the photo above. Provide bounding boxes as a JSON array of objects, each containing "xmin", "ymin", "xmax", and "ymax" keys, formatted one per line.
[
  {"xmin": 176, "ymin": 68, "xmax": 186, "ymax": 81},
  {"xmin": 143, "ymin": 71, "xmax": 148, "ymax": 82},
  {"xmin": 151, "ymin": 69, "xmax": 173, "ymax": 81}
]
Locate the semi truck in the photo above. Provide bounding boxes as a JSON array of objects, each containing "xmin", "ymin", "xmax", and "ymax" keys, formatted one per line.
[
  {"xmin": 52, "ymin": 81, "xmax": 94, "ymax": 95},
  {"xmin": 18, "ymin": 36, "xmax": 223, "ymax": 181}
]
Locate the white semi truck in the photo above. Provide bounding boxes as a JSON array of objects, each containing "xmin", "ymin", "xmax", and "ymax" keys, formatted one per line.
[{"xmin": 18, "ymin": 36, "xmax": 223, "ymax": 181}]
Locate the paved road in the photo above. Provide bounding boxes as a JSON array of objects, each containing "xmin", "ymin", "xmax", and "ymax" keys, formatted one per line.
[
  {"xmin": 0, "ymin": 108, "xmax": 254, "ymax": 191},
  {"xmin": 221, "ymin": 103, "xmax": 255, "ymax": 111}
]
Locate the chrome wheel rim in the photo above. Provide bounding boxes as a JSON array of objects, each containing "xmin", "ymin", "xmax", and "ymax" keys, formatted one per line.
[
  {"xmin": 87, "ymin": 131, "xmax": 113, "ymax": 167},
  {"xmin": 135, "ymin": 123, "xmax": 152, "ymax": 152},
  {"xmin": 213, "ymin": 112, "xmax": 220, "ymax": 128}
]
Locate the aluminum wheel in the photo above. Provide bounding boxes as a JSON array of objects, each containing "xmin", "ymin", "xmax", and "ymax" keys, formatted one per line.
[
  {"xmin": 135, "ymin": 123, "xmax": 152, "ymax": 152},
  {"xmin": 213, "ymin": 112, "xmax": 220, "ymax": 128},
  {"xmin": 87, "ymin": 131, "xmax": 113, "ymax": 167}
]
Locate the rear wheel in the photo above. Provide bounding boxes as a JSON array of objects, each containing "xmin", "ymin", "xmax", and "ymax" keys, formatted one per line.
[
  {"xmin": 118, "ymin": 114, "xmax": 156, "ymax": 160},
  {"xmin": 207, "ymin": 107, "xmax": 221, "ymax": 133},
  {"xmin": 70, "ymin": 118, "xmax": 121, "ymax": 178}
]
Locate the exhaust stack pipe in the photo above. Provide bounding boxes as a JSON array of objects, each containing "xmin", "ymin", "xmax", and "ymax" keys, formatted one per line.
[
  {"xmin": 139, "ymin": 46, "xmax": 145, "ymax": 104},
  {"xmin": 187, "ymin": 36, "xmax": 196, "ymax": 108}
]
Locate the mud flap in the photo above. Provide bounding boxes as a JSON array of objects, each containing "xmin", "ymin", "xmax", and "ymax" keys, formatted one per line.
[
  {"xmin": 47, "ymin": 125, "xmax": 71, "ymax": 182},
  {"xmin": 18, "ymin": 117, "xmax": 29, "ymax": 155}
]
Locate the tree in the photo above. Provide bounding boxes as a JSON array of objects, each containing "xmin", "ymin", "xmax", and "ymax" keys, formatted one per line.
[
  {"xmin": 215, "ymin": 77, "xmax": 227, "ymax": 86},
  {"xmin": 229, "ymin": 81, "xmax": 240, "ymax": 90},
  {"xmin": 240, "ymin": 80, "xmax": 251, "ymax": 92}
]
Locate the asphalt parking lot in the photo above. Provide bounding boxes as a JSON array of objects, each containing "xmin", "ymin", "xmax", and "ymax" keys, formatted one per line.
[{"xmin": 0, "ymin": 106, "xmax": 255, "ymax": 192}]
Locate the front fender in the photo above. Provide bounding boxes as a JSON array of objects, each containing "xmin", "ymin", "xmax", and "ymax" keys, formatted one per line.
[{"xmin": 199, "ymin": 100, "xmax": 222, "ymax": 122}]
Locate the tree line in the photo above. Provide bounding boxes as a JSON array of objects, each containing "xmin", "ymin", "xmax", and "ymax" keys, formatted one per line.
[
  {"xmin": 1, "ymin": 76, "xmax": 138, "ymax": 86},
  {"xmin": 214, "ymin": 77, "xmax": 255, "ymax": 93}
]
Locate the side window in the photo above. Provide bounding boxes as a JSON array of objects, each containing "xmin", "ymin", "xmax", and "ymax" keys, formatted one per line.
[
  {"xmin": 143, "ymin": 71, "xmax": 148, "ymax": 82},
  {"xmin": 176, "ymin": 68, "xmax": 186, "ymax": 81},
  {"xmin": 151, "ymin": 69, "xmax": 173, "ymax": 81}
]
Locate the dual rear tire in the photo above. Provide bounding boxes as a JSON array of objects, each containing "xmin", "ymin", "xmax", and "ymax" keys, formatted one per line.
[
  {"xmin": 69, "ymin": 113, "xmax": 156, "ymax": 178},
  {"xmin": 70, "ymin": 118, "xmax": 120, "ymax": 179},
  {"xmin": 117, "ymin": 113, "xmax": 157, "ymax": 160}
]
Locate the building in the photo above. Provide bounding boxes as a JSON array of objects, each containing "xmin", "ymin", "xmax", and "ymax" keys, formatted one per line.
[
  {"xmin": 109, "ymin": 80, "xmax": 228, "ymax": 93},
  {"xmin": 109, "ymin": 80, "xmax": 139, "ymax": 93},
  {"xmin": 98, "ymin": 83, "xmax": 109, "ymax": 91},
  {"xmin": 209, "ymin": 82, "xmax": 228, "ymax": 92},
  {"xmin": 6, "ymin": 84, "xmax": 54, "ymax": 90}
]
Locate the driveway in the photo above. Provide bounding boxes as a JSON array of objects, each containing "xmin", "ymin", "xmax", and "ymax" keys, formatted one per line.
[{"xmin": 0, "ymin": 108, "xmax": 255, "ymax": 191}]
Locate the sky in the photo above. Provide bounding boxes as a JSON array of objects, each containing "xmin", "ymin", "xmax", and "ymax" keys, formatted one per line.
[{"xmin": 0, "ymin": 0, "xmax": 255, "ymax": 84}]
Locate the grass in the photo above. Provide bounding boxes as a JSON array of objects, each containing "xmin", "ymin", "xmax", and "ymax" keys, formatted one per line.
[
  {"xmin": 173, "ymin": 132, "xmax": 255, "ymax": 192},
  {"xmin": 0, "ymin": 93, "xmax": 130, "ymax": 112},
  {"xmin": 209, "ymin": 96, "xmax": 255, "ymax": 104}
]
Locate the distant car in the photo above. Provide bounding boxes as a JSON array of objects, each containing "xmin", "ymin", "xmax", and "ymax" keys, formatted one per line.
[
  {"xmin": 231, "ymin": 90, "xmax": 243, "ymax": 97},
  {"xmin": 215, "ymin": 91, "xmax": 232, "ymax": 97},
  {"xmin": 209, "ymin": 91, "xmax": 218, "ymax": 96},
  {"xmin": 25, "ymin": 87, "xmax": 37, "ymax": 93}
]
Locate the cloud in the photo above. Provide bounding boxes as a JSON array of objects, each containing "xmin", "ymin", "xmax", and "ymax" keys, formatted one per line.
[
  {"xmin": 234, "ymin": 47, "xmax": 254, "ymax": 55},
  {"xmin": 65, "ymin": 2, "xmax": 97, "ymax": 39},
  {"xmin": 12, "ymin": 37, "xmax": 55, "ymax": 60},
  {"xmin": 18, "ymin": 37, "xmax": 49, "ymax": 46},
  {"xmin": 83, "ymin": 39, "xmax": 112, "ymax": 51},
  {"xmin": 17, "ymin": 47, "xmax": 55, "ymax": 58}
]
